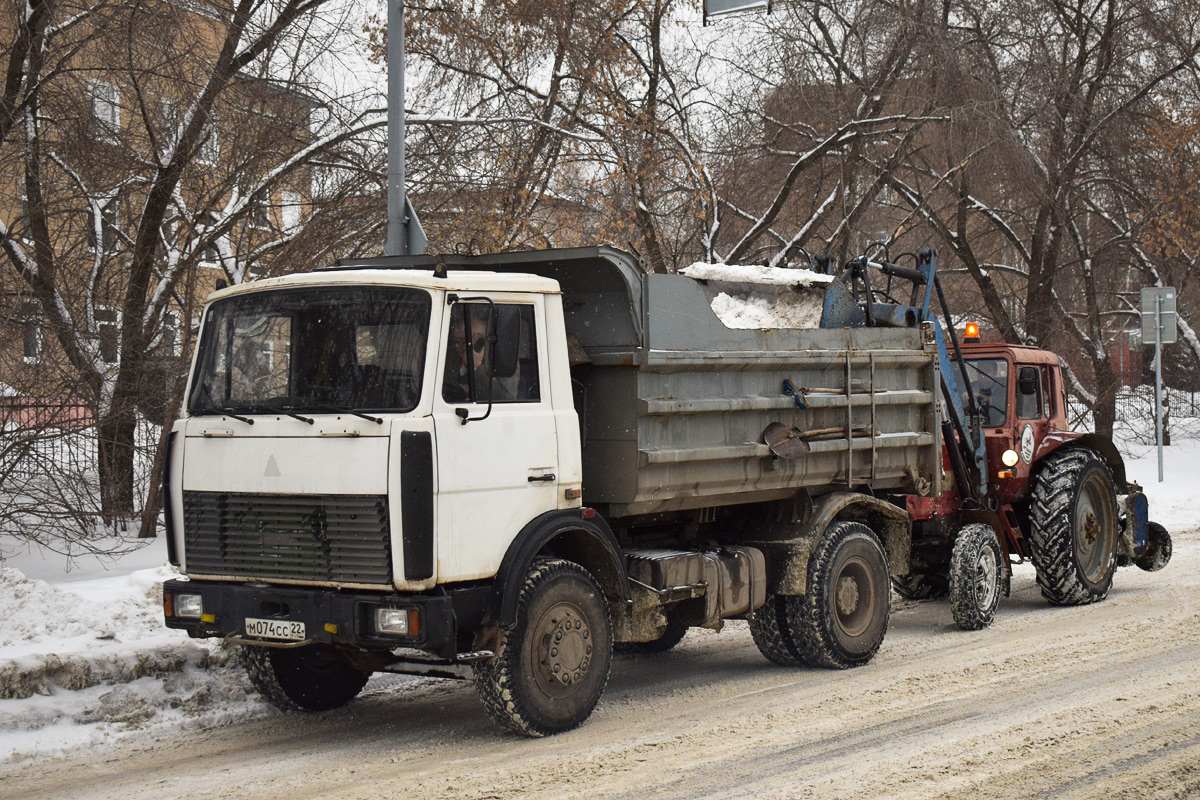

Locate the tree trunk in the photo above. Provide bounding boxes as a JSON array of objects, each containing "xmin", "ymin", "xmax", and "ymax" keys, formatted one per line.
[
  {"xmin": 1091, "ymin": 355, "xmax": 1118, "ymax": 439},
  {"xmin": 97, "ymin": 407, "xmax": 137, "ymax": 522}
]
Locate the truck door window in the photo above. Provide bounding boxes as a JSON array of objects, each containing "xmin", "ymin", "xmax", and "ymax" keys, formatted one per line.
[
  {"xmin": 964, "ymin": 358, "xmax": 1008, "ymax": 427},
  {"xmin": 442, "ymin": 303, "xmax": 540, "ymax": 404}
]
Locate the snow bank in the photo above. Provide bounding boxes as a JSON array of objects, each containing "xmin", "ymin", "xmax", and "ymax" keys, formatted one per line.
[{"xmin": 681, "ymin": 262, "xmax": 830, "ymax": 330}]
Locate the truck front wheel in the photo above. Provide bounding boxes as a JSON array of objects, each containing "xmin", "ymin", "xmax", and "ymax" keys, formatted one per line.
[
  {"xmin": 1029, "ymin": 448, "xmax": 1118, "ymax": 605},
  {"xmin": 948, "ymin": 523, "xmax": 1003, "ymax": 630},
  {"xmin": 474, "ymin": 558, "xmax": 613, "ymax": 737},
  {"xmin": 788, "ymin": 521, "xmax": 890, "ymax": 669},
  {"xmin": 243, "ymin": 644, "xmax": 370, "ymax": 712}
]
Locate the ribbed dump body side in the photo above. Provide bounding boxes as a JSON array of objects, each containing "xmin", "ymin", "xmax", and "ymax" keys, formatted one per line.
[
  {"xmin": 568, "ymin": 269, "xmax": 942, "ymax": 518},
  {"xmin": 183, "ymin": 491, "xmax": 393, "ymax": 587}
]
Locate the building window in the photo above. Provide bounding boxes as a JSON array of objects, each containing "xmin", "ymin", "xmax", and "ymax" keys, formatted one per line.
[
  {"xmin": 281, "ymin": 191, "xmax": 302, "ymax": 233},
  {"xmin": 198, "ymin": 114, "xmax": 219, "ymax": 166},
  {"xmin": 87, "ymin": 78, "xmax": 120, "ymax": 143},
  {"xmin": 96, "ymin": 307, "xmax": 120, "ymax": 365},
  {"xmin": 159, "ymin": 97, "xmax": 179, "ymax": 152},
  {"xmin": 22, "ymin": 301, "xmax": 42, "ymax": 365},
  {"xmin": 248, "ymin": 189, "xmax": 271, "ymax": 230}
]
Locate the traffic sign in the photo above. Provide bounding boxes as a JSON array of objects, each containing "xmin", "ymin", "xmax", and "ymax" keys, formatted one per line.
[
  {"xmin": 703, "ymin": 0, "xmax": 770, "ymax": 23},
  {"xmin": 1141, "ymin": 287, "xmax": 1177, "ymax": 344}
]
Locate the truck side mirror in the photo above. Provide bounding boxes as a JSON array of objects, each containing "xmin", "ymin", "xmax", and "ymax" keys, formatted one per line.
[
  {"xmin": 1018, "ymin": 366, "xmax": 1038, "ymax": 396},
  {"xmin": 490, "ymin": 305, "xmax": 520, "ymax": 378}
]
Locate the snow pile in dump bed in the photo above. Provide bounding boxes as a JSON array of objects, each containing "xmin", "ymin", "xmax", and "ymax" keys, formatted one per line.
[
  {"xmin": 680, "ymin": 262, "xmax": 834, "ymax": 287},
  {"xmin": 681, "ymin": 262, "xmax": 830, "ymax": 330}
]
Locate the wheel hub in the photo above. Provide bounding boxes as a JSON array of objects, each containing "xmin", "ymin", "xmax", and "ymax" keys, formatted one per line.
[
  {"xmin": 837, "ymin": 576, "xmax": 860, "ymax": 616},
  {"xmin": 535, "ymin": 605, "xmax": 592, "ymax": 692},
  {"xmin": 975, "ymin": 547, "xmax": 998, "ymax": 609},
  {"xmin": 833, "ymin": 556, "xmax": 876, "ymax": 638}
]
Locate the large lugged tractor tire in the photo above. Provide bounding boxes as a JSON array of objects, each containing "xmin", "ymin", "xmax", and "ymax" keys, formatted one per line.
[
  {"xmin": 786, "ymin": 521, "xmax": 891, "ymax": 669},
  {"xmin": 474, "ymin": 559, "xmax": 613, "ymax": 737},
  {"xmin": 243, "ymin": 644, "xmax": 370, "ymax": 712},
  {"xmin": 948, "ymin": 523, "xmax": 1003, "ymax": 630},
  {"xmin": 892, "ymin": 571, "xmax": 948, "ymax": 600},
  {"xmin": 749, "ymin": 594, "xmax": 806, "ymax": 666},
  {"xmin": 1029, "ymin": 448, "xmax": 1119, "ymax": 605},
  {"xmin": 615, "ymin": 620, "xmax": 689, "ymax": 655}
]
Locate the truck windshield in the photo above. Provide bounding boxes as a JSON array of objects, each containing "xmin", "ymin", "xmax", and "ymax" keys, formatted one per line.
[
  {"xmin": 964, "ymin": 358, "xmax": 1009, "ymax": 427},
  {"xmin": 188, "ymin": 287, "xmax": 431, "ymax": 415}
]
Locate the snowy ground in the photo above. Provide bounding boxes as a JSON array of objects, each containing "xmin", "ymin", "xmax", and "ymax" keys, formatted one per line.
[{"xmin": 0, "ymin": 435, "xmax": 1195, "ymax": 766}]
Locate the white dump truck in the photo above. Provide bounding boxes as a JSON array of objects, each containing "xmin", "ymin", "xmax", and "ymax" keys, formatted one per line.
[{"xmin": 162, "ymin": 246, "xmax": 945, "ymax": 735}]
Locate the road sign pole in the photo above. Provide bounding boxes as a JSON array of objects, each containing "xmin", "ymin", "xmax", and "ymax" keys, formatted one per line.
[{"xmin": 1155, "ymin": 295, "xmax": 1164, "ymax": 482}]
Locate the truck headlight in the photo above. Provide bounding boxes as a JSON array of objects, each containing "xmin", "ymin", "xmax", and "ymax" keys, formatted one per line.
[
  {"xmin": 176, "ymin": 594, "xmax": 204, "ymax": 619},
  {"xmin": 374, "ymin": 607, "xmax": 418, "ymax": 637}
]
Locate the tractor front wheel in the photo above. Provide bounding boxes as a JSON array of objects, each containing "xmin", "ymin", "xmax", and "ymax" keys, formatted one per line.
[{"xmin": 948, "ymin": 523, "xmax": 1003, "ymax": 630}]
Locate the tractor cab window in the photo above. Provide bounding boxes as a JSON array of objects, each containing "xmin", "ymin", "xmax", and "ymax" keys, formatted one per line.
[
  {"xmin": 965, "ymin": 358, "xmax": 1009, "ymax": 427},
  {"xmin": 1015, "ymin": 365, "xmax": 1045, "ymax": 420}
]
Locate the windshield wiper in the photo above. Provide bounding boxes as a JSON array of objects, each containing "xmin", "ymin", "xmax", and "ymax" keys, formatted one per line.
[
  {"xmin": 245, "ymin": 405, "xmax": 315, "ymax": 425},
  {"xmin": 198, "ymin": 407, "xmax": 255, "ymax": 425},
  {"xmin": 310, "ymin": 405, "xmax": 384, "ymax": 425}
]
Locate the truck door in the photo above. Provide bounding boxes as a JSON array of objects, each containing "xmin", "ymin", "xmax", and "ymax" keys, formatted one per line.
[
  {"xmin": 1012, "ymin": 364, "xmax": 1052, "ymax": 480},
  {"xmin": 432, "ymin": 296, "xmax": 560, "ymax": 582}
]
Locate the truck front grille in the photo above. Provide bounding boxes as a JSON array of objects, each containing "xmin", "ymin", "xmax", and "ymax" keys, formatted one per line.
[{"xmin": 183, "ymin": 492, "xmax": 392, "ymax": 586}]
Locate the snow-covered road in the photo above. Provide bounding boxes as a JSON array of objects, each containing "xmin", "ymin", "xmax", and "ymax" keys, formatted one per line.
[{"xmin": 0, "ymin": 440, "xmax": 1195, "ymax": 797}]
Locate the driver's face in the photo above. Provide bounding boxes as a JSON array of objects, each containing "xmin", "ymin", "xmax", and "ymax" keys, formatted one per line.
[{"xmin": 451, "ymin": 323, "xmax": 485, "ymax": 367}]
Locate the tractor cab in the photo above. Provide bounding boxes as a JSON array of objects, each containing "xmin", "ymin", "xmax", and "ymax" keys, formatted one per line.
[{"xmin": 958, "ymin": 341, "xmax": 1070, "ymax": 504}]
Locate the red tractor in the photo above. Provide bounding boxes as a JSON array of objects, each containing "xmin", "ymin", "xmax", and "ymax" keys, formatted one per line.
[{"xmin": 827, "ymin": 250, "xmax": 1172, "ymax": 629}]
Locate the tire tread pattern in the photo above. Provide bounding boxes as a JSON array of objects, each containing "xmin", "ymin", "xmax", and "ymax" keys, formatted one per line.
[
  {"xmin": 1029, "ymin": 448, "xmax": 1116, "ymax": 606},
  {"xmin": 749, "ymin": 594, "xmax": 805, "ymax": 666},
  {"xmin": 787, "ymin": 521, "xmax": 890, "ymax": 669},
  {"xmin": 474, "ymin": 558, "xmax": 612, "ymax": 737},
  {"xmin": 948, "ymin": 523, "xmax": 1002, "ymax": 630}
]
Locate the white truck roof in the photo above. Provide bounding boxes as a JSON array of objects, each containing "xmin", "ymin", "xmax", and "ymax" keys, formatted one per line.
[{"xmin": 206, "ymin": 268, "xmax": 562, "ymax": 304}]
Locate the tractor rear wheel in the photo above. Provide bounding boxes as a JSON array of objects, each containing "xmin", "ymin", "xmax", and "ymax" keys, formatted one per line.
[
  {"xmin": 948, "ymin": 523, "xmax": 1003, "ymax": 630},
  {"xmin": 1029, "ymin": 449, "xmax": 1119, "ymax": 605}
]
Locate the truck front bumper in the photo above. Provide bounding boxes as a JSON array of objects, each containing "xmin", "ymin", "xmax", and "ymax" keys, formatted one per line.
[{"xmin": 163, "ymin": 579, "xmax": 482, "ymax": 659}]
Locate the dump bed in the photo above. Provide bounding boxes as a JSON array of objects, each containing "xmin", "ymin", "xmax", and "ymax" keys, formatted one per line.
[{"xmin": 411, "ymin": 247, "xmax": 941, "ymax": 518}]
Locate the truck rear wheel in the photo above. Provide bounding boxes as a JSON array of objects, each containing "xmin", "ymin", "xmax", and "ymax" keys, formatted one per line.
[
  {"xmin": 892, "ymin": 572, "xmax": 948, "ymax": 600},
  {"xmin": 787, "ymin": 521, "xmax": 890, "ymax": 669},
  {"xmin": 615, "ymin": 620, "xmax": 689, "ymax": 655},
  {"xmin": 948, "ymin": 523, "xmax": 1003, "ymax": 630},
  {"xmin": 1135, "ymin": 521, "xmax": 1172, "ymax": 572},
  {"xmin": 1030, "ymin": 449, "xmax": 1118, "ymax": 605},
  {"xmin": 474, "ymin": 558, "xmax": 613, "ymax": 737},
  {"xmin": 749, "ymin": 594, "xmax": 806, "ymax": 666},
  {"xmin": 243, "ymin": 644, "xmax": 370, "ymax": 712}
]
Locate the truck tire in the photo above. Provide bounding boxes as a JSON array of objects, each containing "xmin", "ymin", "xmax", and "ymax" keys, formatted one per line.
[
  {"xmin": 1029, "ymin": 448, "xmax": 1119, "ymax": 605},
  {"xmin": 474, "ymin": 558, "xmax": 612, "ymax": 737},
  {"xmin": 1135, "ymin": 521, "xmax": 1172, "ymax": 572},
  {"xmin": 243, "ymin": 644, "xmax": 370, "ymax": 712},
  {"xmin": 948, "ymin": 523, "xmax": 1003, "ymax": 630},
  {"xmin": 891, "ymin": 572, "xmax": 948, "ymax": 600},
  {"xmin": 787, "ymin": 521, "xmax": 890, "ymax": 669},
  {"xmin": 615, "ymin": 621, "xmax": 688, "ymax": 655},
  {"xmin": 749, "ymin": 594, "xmax": 806, "ymax": 666}
]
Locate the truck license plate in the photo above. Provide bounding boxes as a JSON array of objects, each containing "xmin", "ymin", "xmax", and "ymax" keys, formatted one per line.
[{"xmin": 245, "ymin": 618, "xmax": 306, "ymax": 641}]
